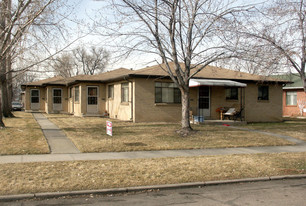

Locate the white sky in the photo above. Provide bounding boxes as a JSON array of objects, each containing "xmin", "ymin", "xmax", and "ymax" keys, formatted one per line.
[{"xmin": 61, "ymin": 0, "xmax": 269, "ymax": 71}]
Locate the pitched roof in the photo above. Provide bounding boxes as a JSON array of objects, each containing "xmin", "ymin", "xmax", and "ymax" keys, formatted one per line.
[
  {"xmin": 275, "ymin": 73, "xmax": 304, "ymax": 89},
  {"xmin": 129, "ymin": 62, "xmax": 285, "ymax": 82},
  {"xmin": 23, "ymin": 63, "xmax": 286, "ymax": 87},
  {"xmin": 24, "ymin": 76, "xmax": 65, "ymax": 86},
  {"xmin": 23, "ymin": 68, "xmax": 132, "ymax": 87}
]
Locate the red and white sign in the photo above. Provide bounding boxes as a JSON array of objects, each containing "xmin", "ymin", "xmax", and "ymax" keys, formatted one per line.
[{"xmin": 106, "ymin": 121, "xmax": 112, "ymax": 136}]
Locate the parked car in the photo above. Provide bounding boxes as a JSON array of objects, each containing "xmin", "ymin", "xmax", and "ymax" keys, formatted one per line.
[{"xmin": 12, "ymin": 101, "xmax": 23, "ymax": 111}]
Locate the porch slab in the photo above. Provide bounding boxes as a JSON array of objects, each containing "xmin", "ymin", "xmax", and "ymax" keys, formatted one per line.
[{"xmin": 196, "ymin": 120, "xmax": 247, "ymax": 126}]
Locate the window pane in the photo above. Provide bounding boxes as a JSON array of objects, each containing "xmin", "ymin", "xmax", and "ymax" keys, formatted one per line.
[
  {"xmin": 286, "ymin": 91, "xmax": 297, "ymax": 105},
  {"xmin": 226, "ymin": 88, "xmax": 238, "ymax": 100},
  {"xmin": 88, "ymin": 87, "xmax": 97, "ymax": 96},
  {"xmin": 53, "ymin": 89, "xmax": 61, "ymax": 97},
  {"xmin": 53, "ymin": 97, "xmax": 61, "ymax": 104},
  {"xmin": 108, "ymin": 85, "xmax": 114, "ymax": 98},
  {"xmin": 121, "ymin": 83, "xmax": 129, "ymax": 102},
  {"xmin": 155, "ymin": 82, "xmax": 181, "ymax": 103},
  {"xmin": 155, "ymin": 87, "xmax": 162, "ymax": 103},
  {"xmin": 199, "ymin": 98, "xmax": 209, "ymax": 109},
  {"xmin": 88, "ymin": 97, "xmax": 98, "ymax": 105},
  {"xmin": 258, "ymin": 86, "xmax": 269, "ymax": 100},
  {"xmin": 174, "ymin": 88, "xmax": 181, "ymax": 103},
  {"xmin": 31, "ymin": 90, "xmax": 39, "ymax": 97},
  {"xmin": 162, "ymin": 88, "xmax": 174, "ymax": 103},
  {"xmin": 31, "ymin": 97, "xmax": 39, "ymax": 103},
  {"xmin": 75, "ymin": 87, "xmax": 79, "ymax": 102},
  {"xmin": 199, "ymin": 87, "xmax": 209, "ymax": 97}
]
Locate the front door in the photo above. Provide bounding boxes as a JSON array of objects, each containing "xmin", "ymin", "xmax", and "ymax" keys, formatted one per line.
[
  {"xmin": 30, "ymin": 89, "xmax": 40, "ymax": 110},
  {"xmin": 87, "ymin": 86, "xmax": 98, "ymax": 113},
  {"xmin": 53, "ymin": 88, "xmax": 62, "ymax": 111},
  {"xmin": 198, "ymin": 86, "xmax": 210, "ymax": 117}
]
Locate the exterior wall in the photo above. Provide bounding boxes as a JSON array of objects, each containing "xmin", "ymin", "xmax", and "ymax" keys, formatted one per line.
[
  {"xmin": 244, "ymin": 83, "xmax": 283, "ymax": 122},
  {"xmin": 45, "ymin": 86, "xmax": 69, "ymax": 114},
  {"xmin": 182, "ymin": 86, "xmax": 244, "ymax": 121},
  {"xmin": 133, "ymin": 78, "xmax": 283, "ymax": 123},
  {"xmin": 283, "ymin": 89, "xmax": 306, "ymax": 117},
  {"xmin": 24, "ymin": 87, "xmax": 46, "ymax": 112},
  {"xmin": 133, "ymin": 78, "xmax": 182, "ymax": 123},
  {"xmin": 106, "ymin": 81, "xmax": 132, "ymax": 121},
  {"xmin": 73, "ymin": 83, "xmax": 106, "ymax": 116},
  {"xmin": 210, "ymin": 86, "xmax": 244, "ymax": 120}
]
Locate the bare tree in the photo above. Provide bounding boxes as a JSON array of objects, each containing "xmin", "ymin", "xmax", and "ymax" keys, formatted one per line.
[
  {"xmin": 0, "ymin": 0, "xmax": 79, "ymax": 127},
  {"xmin": 96, "ymin": 0, "xmax": 248, "ymax": 134},
  {"xmin": 237, "ymin": 0, "xmax": 306, "ymax": 91},
  {"xmin": 73, "ymin": 46, "xmax": 110, "ymax": 75},
  {"xmin": 52, "ymin": 53, "xmax": 76, "ymax": 78}
]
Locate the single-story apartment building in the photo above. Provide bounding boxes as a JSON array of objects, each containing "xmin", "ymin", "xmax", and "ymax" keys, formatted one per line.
[
  {"xmin": 22, "ymin": 62, "xmax": 287, "ymax": 122},
  {"xmin": 278, "ymin": 73, "xmax": 306, "ymax": 117}
]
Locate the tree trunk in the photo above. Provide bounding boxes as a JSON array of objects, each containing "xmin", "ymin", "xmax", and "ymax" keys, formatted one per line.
[
  {"xmin": 0, "ymin": 82, "xmax": 5, "ymax": 128},
  {"xmin": 5, "ymin": 55, "xmax": 14, "ymax": 117},
  {"xmin": 302, "ymin": 73, "xmax": 306, "ymax": 93},
  {"xmin": 179, "ymin": 88, "xmax": 193, "ymax": 135}
]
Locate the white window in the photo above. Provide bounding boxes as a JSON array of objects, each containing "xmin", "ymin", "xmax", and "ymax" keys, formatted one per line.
[
  {"xmin": 121, "ymin": 83, "xmax": 129, "ymax": 102},
  {"xmin": 155, "ymin": 82, "xmax": 181, "ymax": 103},
  {"xmin": 286, "ymin": 91, "xmax": 297, "ymax": 106}
]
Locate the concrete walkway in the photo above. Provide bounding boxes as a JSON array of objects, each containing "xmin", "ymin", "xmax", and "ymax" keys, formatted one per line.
[
  {"xmin": 32, "ymin": 113, "xmax": 80, "ymax": 154},
  {"xmin": 1, "ymin": 143, "xmax": 306, "ymax": 164}
]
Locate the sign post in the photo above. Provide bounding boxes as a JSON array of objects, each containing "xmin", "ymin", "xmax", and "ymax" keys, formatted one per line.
[{"xmin": 106, "ymin": 121, "xmax": 112, "ymax": 136}]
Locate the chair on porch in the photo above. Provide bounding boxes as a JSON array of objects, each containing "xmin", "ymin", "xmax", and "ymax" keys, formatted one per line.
[
  {"xmin": 233, "ymin": 108, "xmax": 244, "ymax": 121},
  {"xmin": 223, "ymin": 108, "xmax": 236, "ymax": 120}
]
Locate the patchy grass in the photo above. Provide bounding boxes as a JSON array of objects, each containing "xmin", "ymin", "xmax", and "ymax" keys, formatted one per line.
[
  {"xmin": 46, "ymin": 114, "xmax": 293, "ymax": 153},
  {"xmin": 245, "ymin": 118, "xmax": 306, "ymax": 141},
  {"xmin": 0, "ymin": 112, "xmax": 49, "ymax": 155},
  {"xmin": 0, "ymin": 152, "xmax": 305, "ymax": 195}
]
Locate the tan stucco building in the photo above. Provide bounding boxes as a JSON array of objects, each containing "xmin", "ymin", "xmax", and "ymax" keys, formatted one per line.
[{"xmin": 22, "ymin": 63, "xmax": 287, "ymax": 123}]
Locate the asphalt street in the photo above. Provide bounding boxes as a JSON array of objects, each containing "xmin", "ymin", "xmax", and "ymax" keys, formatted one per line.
[{"xmin": 2, "ymin": 178, "xmax": 306, "ymax": 206}]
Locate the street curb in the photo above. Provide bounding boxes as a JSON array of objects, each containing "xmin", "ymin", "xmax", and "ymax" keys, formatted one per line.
[{"xmin": 1, "ymin": 174, "xmax": 306, "ymax": 202}]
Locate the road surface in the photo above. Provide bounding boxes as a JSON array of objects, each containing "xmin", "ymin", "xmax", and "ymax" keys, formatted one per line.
[{"xmin": 2, "ymin": 178, "xmax": 306, "ymax": 206}]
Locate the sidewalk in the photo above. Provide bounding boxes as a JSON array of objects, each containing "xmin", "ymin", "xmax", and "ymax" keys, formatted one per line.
[
  {"xmin": 1, "ymin": 143, "xmax": 306, "ymax": 164},
  {"xmin": 33, "ymin": 113, "xmax": 80, "ymax": 154}
]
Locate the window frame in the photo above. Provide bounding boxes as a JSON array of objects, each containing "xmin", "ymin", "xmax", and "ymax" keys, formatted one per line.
[
  {"xmin": 286, "ymin": 91, "xmax": 297, "ymax": 106},
  {"xmin": 155, "ymin": 82, "xmax": 181, "ymax": 104},
  {"xmin": 225, "ymin": 87, "xmax": 238, "ymax": 100},
  {"xmin": 258, "ymin": 85, "xmax": 269, "ymax": 101},
  {"xmin": 121, "ymin": 83, "xmax": 129, "ymax": 103}
]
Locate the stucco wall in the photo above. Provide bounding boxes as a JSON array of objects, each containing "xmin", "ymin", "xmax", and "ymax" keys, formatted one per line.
[
  {"xmin": 24, "ymin": 87, "xmax": 46, "ymax": 112},
  {"xmin": 283, "ymin": 89, "xmax": 306, "ymax": 117},
  {"xmin": 106, "ymin": 81, "xmax": 132, "ymax": 121},
  {"xmin": 71, "ymin": 83, "xmax": 106, "ymax": 116},
  {"xmin": 45, "ymin": 86, "xmax": 68, "ymax": 114}
]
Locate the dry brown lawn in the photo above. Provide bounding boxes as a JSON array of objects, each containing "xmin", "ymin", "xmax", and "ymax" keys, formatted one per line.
[
  {"xmin": 0, "ymin": 152, "xmax": 305, "ymax": 195},
  {"xmin": 0, "ymin": 112, "xmax": 49, "ymax": 155},
  {"xmin": 45, "ymin": 114, "xmax": 294, "ymax": 153},
  {"xmin": 245, "ymin": 119, "xmax": 306, "ymax": 141}
]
